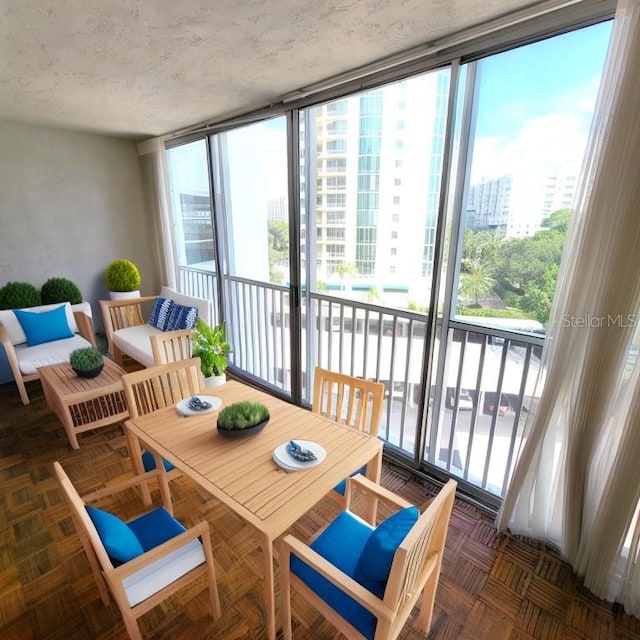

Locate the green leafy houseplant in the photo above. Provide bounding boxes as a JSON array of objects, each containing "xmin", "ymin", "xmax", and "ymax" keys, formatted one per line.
[
  {"xmin": 0, "ymin": 281, "xmax": 41, "ymax": 310},
  {"xmin": 217, "ymin": 401, "xmax": 269, "ymax": 431},
  {"xmin": 69, "ymin": 347, "xmax": 104, "ymax": 378},
  {"xmin": 40, "ymin": 277, "xmax": 82, "ymax": 305},
  {"xmin": 191, "ymin": 318, "xmax": 232, "ymax": 378},
  {"xmin": 104, "ymin": 259, "xmax": 141, "ymax": 292}
]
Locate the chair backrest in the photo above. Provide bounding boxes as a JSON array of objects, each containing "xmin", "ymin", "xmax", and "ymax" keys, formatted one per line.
[
  {"xmin": 121, "ymin": 357, "xmax": 203, "ymax": 419},
  {"xmin": 150, "ymin": 328, "xmax": 194, "ymax": 365},
  {"xmin": 53, "ymin": 461, "xmax": 115, "ymax": 577},
  {"xmin": 383, "ymin": 479, "xmax": 457, "ymax": 636},
  {"xmin": 312, "ymin": 366, "xmax": 385, "ymax": 437}
]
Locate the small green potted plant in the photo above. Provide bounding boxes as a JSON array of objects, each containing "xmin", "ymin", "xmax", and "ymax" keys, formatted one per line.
[
  {"xmin": 40, "ymin": 277, "xmax": 82, "ymax": 305},
  {"xmin": 104, "ymin": 259, "xmax": 141, "ymax": 300},
  {"xmin": 69, "ymin": 347, "xmax": 104, "ymax": 378},
  {"xmin": 191, "ymin": 318, "xmax": 232, "ymax": 387},
  {"xmin": 217, "ymin": 401, "xmax": 270, "ymax": 438},
  {"xmin": 0, "ymin": 281, "xmax": 41, "ymax": 310}
]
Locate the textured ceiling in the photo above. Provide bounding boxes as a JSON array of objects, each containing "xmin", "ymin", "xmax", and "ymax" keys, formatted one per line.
[{"xmin": 0, "ymin": 0, "xmax": 536, "ymax": 140}]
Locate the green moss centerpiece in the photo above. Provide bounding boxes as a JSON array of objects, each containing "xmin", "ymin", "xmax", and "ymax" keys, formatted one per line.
[
  {"xmin": 69, "ymin": 347, "xmax": 104, "ymax": 378},
  {"xmin": 217, "ymin": 401, "xmax": 270, "ymax": 438}
]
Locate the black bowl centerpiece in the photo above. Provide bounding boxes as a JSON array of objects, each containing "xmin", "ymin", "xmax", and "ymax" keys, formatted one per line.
[
  {"xmin": 69, "ymin": 346, "xmax": 104, "ymax": 378},
  {"xmin": 217, "ymin": 401, "xmax": 270, "ymax": 438}
]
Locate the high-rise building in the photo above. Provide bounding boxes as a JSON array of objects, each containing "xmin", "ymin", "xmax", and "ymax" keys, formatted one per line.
[{"xmin": 309, "ymin": 71, "xmax": 450, "ymax": 295}]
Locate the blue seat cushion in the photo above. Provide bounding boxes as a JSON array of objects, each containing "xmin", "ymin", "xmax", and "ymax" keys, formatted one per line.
[
  {"xmin": 291, "ymin": 510, "xmax": 383, "ymax": 640},
  {"xmin": 86, "ymin": 505, "xmax": 144, "ymax": 564},
  {"xmin": 141, "ymin": 450, "xmax": 175, "ymax": 473},
  {"xmin": 127, "ymin": 507, "xmax": 187, "ymax": 552},
  {"xmin": 148, "ymin": 296, "xmax": 174, "ymax": 330},
  {"xmin": 333, "ymin": 464, "xmax": 367, "ymax": 496},
  {"xmin": 354, "ymin": 506, "xmax": 419, "ymax": 584},
  {"xmin": 14, "ymin": 305, "xmax": 73, "ymax": 346}
]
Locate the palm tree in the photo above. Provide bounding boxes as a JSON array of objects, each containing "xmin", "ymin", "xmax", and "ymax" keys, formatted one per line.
[{"xmin": 459, "ymin": 261, "xmax": 495, "ymax": 306}]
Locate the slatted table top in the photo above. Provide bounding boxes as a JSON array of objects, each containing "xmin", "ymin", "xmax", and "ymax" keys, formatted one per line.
[
  {"xmin": 38, "ymin": 358, "xmax": 126, "ymax": 400},
  {"xmin": 125, "ymin": 380, "xmax": 383, "ymax": 538}
]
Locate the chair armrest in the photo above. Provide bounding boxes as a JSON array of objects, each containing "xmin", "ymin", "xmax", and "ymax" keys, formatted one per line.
[
  {"xmin": 111, "ymin": 520, "xmax": 211, "ymax": 580},
  {"xmin": 345, "ymin": 474, "xmax": 414, "ymax": 514},
  {"xmin": 81, "ymin": 468, "xmax": 165, "ymax": 504},
  {"xmin": 73, "ymin": 310, "xmax": 97, "ymax": 347},
  {"xmin": 281, "ymin": 534, "xmax": 393, "ymax": 622}
]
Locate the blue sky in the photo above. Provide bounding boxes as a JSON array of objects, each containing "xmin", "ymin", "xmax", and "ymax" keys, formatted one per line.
[{"xmin": 471, "ymin": 20, "xmax": 613, "ymax": 181}]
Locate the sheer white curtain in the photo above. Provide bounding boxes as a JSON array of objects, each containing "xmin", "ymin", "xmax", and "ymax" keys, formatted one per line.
[
  {"xmin": 138, "ymin": 137, "xmax": 176, "ymax": 289},
  {"xmin": 496, "ymin": 0, "xmax": 640, "ymax": 613}
]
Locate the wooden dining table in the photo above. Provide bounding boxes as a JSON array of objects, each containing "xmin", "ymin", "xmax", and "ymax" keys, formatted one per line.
[{"xmin": 123, "ymin": 379, "xmax": 384, "ymax": 640}]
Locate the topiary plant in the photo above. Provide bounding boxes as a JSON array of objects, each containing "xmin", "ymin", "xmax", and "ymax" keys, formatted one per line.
[
  {"xmin": 41, "ymin": 277, "xmax": 82, "ymax": 305},
  {"xmin": 217, "ymin": 401, "xmax": 269, "ymax": 431},
  {"xmin": 104, "ymin": 259, "xmax": 141, "ymax": 292},
  {"xmin": 0, "ymin": 281, "xmax": 41, "ymax": 310}
]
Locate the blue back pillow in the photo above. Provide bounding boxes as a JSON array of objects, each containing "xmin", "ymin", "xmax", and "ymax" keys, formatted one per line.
[
  {"xmin": 86, "ymin": 505, "xmax": 144, "ymax": 564},
  {"xmin": 165, "ymin": 303, "xmax": 198, "ymax": 331},
  {"xmin": 354, "ymin": 505, "xmax": 419, "ymax": 583},
  {"xmin": 13, "ymin": 305, "xmax": 74, "ymax": 346},
  {"xmin": 148, "ymin": 296, "xmax": 174, "ymax": 330}
]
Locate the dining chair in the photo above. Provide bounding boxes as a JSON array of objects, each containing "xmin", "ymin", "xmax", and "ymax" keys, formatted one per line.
[
  {"xmin": 150, "ymin": 327, "xmax": 194, "ymax": 364},
  {"xmin": 53, "ymin": 460, "xmax": 220, "ymax": 640},
  {"xmin": 280, "ymin": 475, "xmax": 457, "ymax": 640},
  {"xmin": 121, "ymin": 357, "xmax": 204, "ymax": 502},
  {"xmin": 312, "ymin": 366, "xmax": 385, "ymax": 505}
]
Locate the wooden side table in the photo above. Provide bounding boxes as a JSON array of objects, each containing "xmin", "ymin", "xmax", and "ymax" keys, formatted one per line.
[{"xmin": 39, "ymin": 359, "xmax": 128, "ymax": 449}]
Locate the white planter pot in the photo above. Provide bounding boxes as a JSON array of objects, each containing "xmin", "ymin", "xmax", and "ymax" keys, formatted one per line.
[
  {"xmin": 109, "ymin": 290, "xmax": 140, "ymax": 300},
  {"xmin": 204, "ymin": 373, "xmax": 226, "ymax": 388}
]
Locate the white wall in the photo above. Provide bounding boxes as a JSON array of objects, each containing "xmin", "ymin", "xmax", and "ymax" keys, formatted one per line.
[{"xmin": 0, "ymin": 119, "xmax": 160, "ymax": 382}]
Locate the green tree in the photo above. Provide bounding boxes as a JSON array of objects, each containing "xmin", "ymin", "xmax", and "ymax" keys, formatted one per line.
[
  {"xmin": 459, "ymin": 261, "xmax": 496, "ymax": 306},
  {"xmin": 268, "ymin": 220, "xmax": 289, "ymax": 284},
  {"xmin": 334, "ymin": 263, "xmax": 356, "ymax": 291}
]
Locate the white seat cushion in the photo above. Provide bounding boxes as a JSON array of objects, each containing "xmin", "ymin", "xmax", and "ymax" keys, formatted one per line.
[
  {"xmin": 15, "ymin": 335, "xmax": 93, "ymax": 375},
  {"xmin": 122, "ymin": 538, "xmax": 206, "ymax": 607},
  {"xmin": 113, "ymin": 324, "xmax": 163, "ymax": 368}
]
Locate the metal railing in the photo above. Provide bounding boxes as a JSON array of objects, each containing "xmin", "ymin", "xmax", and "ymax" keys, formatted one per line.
[{"xmin": 177, "ymin": 265, "xmax": 543, "ymax": 498}]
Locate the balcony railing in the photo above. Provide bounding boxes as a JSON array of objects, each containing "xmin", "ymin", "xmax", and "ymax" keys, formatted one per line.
[{"xmin": 177, "ymin": 264, "xmax": 543, "ymax": 499}]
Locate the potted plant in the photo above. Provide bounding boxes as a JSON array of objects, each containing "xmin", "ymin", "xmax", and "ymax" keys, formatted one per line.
[
  {"xmin": 104, "ymin": 259, "xmax": 141, "ymax": 300},
  {"xmin": 191, "ymin": 318, "xmax": 232, "ymax": 387},
  {"xmin": 217, "ymin": 401, "xmax": 269, "ymax": 438},
  {"xmin": 0, "ymin": 281, "xmax": 41, "ymax": 310},
  {"xmin": 40, "ymin": 277, "xmax": 82, "ymax": 305},
  {"xmin": 69, "ymin": 347, "xmax": 104, "ymax": 378}
]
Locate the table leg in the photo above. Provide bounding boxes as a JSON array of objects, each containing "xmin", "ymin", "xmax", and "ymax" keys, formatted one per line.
[
  {"xmin": 125, "ymin": 426, "xmax": 152, "ymax": 506},
  {"xmin": 258, "ymin": 531, "xmax": 277, "ymax": 640},
  {"xmin": 365, "ymin": 448, "xmax": 383, "ymax": 525}
]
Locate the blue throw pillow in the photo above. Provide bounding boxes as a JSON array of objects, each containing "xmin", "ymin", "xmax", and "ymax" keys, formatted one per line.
[
  {"xmin": 86, "ymin": 505, "xmax": 144, "ymax": 564},
  {"xmin": 148, "ymin": 296, "xmax": 173, "ymax": 330},
  {"xmin": 13, "ymin": 305, "xmax": 74, "ymax": 346},
  {"xmin": 165, "ymin": 303, "xmax": 198, "ymax": 331},
  {"xmin": 354, "ymin": 506, "xmax": 419, "ymax": 583}
]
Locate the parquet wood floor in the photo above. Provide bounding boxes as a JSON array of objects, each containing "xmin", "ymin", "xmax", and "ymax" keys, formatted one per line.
[{"xmin": 1, "ymin": 380, "xmax": 639, "ymax": 640}]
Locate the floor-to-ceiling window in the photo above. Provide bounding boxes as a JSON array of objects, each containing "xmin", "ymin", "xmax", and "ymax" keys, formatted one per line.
[
  {"xmin": 163, "ymin": 18, "xmax": 612, "ymax": 505},
  {"xmin": 212, "ymin": 117, "xmax": 292, "ymax": 393}
]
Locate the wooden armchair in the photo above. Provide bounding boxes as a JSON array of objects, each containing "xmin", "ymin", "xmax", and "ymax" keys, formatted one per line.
[
  {"xmin": 0, "ymin": 302, "xmax": 96, "ymax": 404},
  {"xmin": 100, "ymin": 286, "xmax": 210, "ymax": 368},
  {"xmin": 53, "ymin": 460, "xmax": 220, "ymax": 640},
  {"xmin": 280, "ymin": 475, "xmax": 457, "ymax": 640},
  {"xmin": 312, "ymin": 367, "xmax": 385, "ymax": 505}
]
